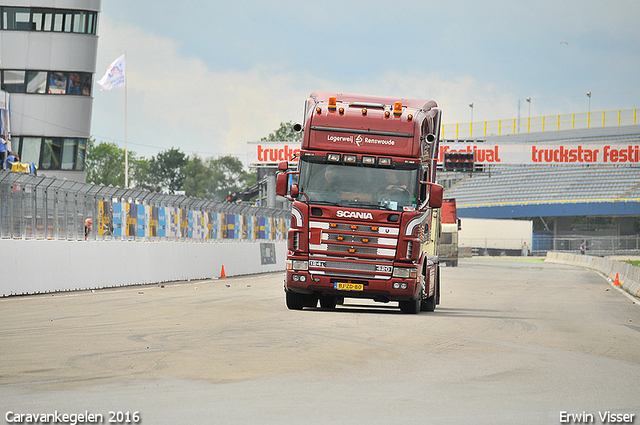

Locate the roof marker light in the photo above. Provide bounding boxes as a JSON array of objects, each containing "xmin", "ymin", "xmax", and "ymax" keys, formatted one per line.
[
  {"xmin": 385, "ymin": 110, "xmax": 390, "ymax": 118},
  {"xmin": 328, "ymin": 96, "xmax": 337, "ymax": 112},
  {"xmin": 316, "ymin": 107, "xmax": 322, "ymax": 114},
  {"xmin": 339, "ymin": 107, "xmax": 345, "ymax": 115},
  {"xmin": 407, "ymin": 114, "xmax": 413, "ymax": 121},
  {"xmin": 362, "ymin": 108, "xmax": 367, "ymax": 116},
  {"xmin": 393, "ymin": 102, "xmax": 403, "ymax": 117}
]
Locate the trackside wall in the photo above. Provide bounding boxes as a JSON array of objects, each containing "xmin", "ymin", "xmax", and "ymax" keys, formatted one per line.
[
  {"xmin": 0, "ymin": 240, "xmax": 286, "ymax": 296},
  {"xmin": 545, "ymin": 251, "xmax": 640, "ymax": 298}
]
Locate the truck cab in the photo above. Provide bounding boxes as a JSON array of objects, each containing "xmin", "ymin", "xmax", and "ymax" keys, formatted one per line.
[{"xmin": 277, "ymin": 92, "xmax": 443, "ymax": 314}]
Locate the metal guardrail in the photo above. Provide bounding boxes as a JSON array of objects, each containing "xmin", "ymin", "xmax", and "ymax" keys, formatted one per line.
[
  {"xmin": 0, "ymin": 171, "xmax": 290, "ymax": 241},
  {"xmin": 442, "ymin": 108, "xmax": 638, "ymax": 139}
]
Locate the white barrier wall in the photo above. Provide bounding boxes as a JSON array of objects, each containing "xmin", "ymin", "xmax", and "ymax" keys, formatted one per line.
[
  {"xmin": 0, "ymin": 240, "xmax": 286, "ymax": 296},
  {"xmin": 545, "ymin": 252, "xmax": 640, "ymax": 298}
]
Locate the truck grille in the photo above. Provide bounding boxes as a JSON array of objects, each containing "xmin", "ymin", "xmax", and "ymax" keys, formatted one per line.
[
  {"xmin": 308, "ymin": 218, "xmax": 399, "ymax": 279},
  {"xmin": 326, "ymin": 243, "xmax": 379, "ymax": 256}
]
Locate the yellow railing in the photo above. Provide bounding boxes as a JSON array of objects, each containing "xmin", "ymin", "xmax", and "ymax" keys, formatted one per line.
[{"xmin": 441, "ymin": 108, "xmax": 638, "ymax": 139}]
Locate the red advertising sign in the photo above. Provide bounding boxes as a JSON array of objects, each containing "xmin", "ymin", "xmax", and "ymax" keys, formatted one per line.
[
  {"xmin": 247, "ymin": 142, "xmax": 300, "ymax": 165},
  {"xmin": 439, "ymin": 142, "xmax": 640, "ymax": 165}
]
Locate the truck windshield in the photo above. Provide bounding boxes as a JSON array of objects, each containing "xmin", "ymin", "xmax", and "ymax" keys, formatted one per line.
[{"xmin": 298, "ymin": 161, "xmax": 419, "ymax": 211}]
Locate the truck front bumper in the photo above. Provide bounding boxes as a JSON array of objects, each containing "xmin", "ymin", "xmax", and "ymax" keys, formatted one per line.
[{"xmin": 284, "ymin": 270, "xmax": 419, "ymax": 302}]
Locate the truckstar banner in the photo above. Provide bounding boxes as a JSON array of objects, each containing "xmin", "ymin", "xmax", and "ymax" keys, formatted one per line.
[
  {"xmin": 439, "ymin": 141, "xmax": 640, "ymax": 165},
  {"xmin": 247, "ymin": 142, "xmax": 300, "ymax": 166}
]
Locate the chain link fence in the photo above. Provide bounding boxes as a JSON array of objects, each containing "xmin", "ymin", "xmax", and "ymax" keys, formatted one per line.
[
  {"xmin": 461, "ymin": 234, "xmax": 640, "ymax": 257},
  {"xmin": 532, "ymin": 234, "xmax": 640, "ymax": 257},
  {"xmin": 0, "ymin": 171, "xmax": 290, "ymax": 242}
]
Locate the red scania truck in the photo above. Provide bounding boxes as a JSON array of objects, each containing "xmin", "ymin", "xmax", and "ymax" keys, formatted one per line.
[{"xmin": 276, "ymin": 92, "xmax": 443, "ymax": 314}]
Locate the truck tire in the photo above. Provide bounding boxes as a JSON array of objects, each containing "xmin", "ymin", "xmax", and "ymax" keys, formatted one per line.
[
  {"xmin": 422, "ymin": 272, "xmax": 439, "ymax": 311},
  {"xmin": 400, "ymin": 296, "xmax": 421, "ymax": 314},
  {"xmin": 305, "ymin": 295, "xmax": 318, "ymax": 308},
  {"xmin": 286, "ymin": 291, "xmax": 306, "ymax": 310},
  {"xmin": 319, "ymin": 296, "xmax": 337, "ymax": 309},
  {"xmin": 422, "ymin": 293, "xmax": 436, "ymax": 312},
  {"xmin": 436, "ymin": 269, "xmax": 441, "ymax": 305}
]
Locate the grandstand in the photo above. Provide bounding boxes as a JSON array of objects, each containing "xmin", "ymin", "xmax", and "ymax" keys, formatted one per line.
[
  {"xmin": 440, "ymin": 123, "xmax": 640, "ymax": 254},
  {"xmin": 445, "ymin": 163, "xmax": 640, "ymax": 217}
]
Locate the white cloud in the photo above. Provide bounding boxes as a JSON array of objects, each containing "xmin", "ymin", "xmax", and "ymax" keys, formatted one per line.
[
  {"xmin": 93, "ymin": 17, "xmax": 522, "ymax": 158},
  {"xmin": 92, "ymin": 6, "xmax": 639, "ymax": 163},
  {"xmin": 92, "ymin": 18, "xmax": 329, "ymax": 161}
]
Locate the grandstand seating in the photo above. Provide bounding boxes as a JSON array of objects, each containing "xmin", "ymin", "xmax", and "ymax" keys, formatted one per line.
[
  {"xmin": 442, "ymin": 125, "xmax": 640, "ymax": 212},
  {"xmin": 444, "ymin": 164, "xmax": 640, "ymax": 206}
]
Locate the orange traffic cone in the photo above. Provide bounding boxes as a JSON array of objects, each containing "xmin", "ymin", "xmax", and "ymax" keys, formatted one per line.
[
  {"xmin": 614, "ymin": 273, "xmax": 620, "ymax": 286},
  {"xmin": 220, "ymin": 265, "xmax": 227, "ymax": 279}
]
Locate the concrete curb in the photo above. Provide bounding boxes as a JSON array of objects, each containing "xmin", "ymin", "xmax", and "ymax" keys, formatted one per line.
[{"xmin": 545, "ymin": 252, "xmax": 640, "ymax": 298}]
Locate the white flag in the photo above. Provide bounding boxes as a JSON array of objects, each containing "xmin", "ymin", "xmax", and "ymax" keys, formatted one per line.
[{"xmin": 97, "ymin": 54, "xmax": 126, "ymax": 91}]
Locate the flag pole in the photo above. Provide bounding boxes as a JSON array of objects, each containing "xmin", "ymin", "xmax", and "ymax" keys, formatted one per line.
[{"xmin": 124, "ymin": 51, "xmax": 128, "ymax": 188}]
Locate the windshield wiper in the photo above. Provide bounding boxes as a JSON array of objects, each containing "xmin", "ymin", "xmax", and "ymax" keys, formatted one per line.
[
  {"xmin": 307, "ymin": 200, "xmax": 342, "ymax": 207},
  {"xmin": 343, "ymin": 201, "xmax": 394, "ymax": 211}
]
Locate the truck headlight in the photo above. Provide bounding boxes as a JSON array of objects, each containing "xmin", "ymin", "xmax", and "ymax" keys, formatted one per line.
[
  {"xmin": 392, "ymin": 267, "xmax": 417, "ymax": 279},
  {"xmin": 291, "ymin": 260, "xmax": 308, "ymax": 271}
]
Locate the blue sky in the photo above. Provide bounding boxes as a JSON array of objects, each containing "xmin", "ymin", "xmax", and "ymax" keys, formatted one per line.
[{"xmin": 90, "ymin": 0, "xmax": 640, "ymax": 163}]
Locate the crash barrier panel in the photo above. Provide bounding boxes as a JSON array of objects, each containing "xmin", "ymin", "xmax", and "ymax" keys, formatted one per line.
[
  {"xmin": 545, "ymin": 251, "xmax": 640, "ymax": 298},
  {"xmin": 0, "ymin": 239, "xmax": 287, "ymax": 297},
  {"xmin": 0, "ymin": 171, "xmax": 290, "ymax": 242}
]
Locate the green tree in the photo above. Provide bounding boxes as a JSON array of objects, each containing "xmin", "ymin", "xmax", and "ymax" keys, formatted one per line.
[
  {"xmin": 86, "ymin": 138, "xmax": 128, "ymax": 187},
  {"xmin": 183, "ymin": 155, "xmax": 212, "ymax": 198},
  {"xmin": 148, "ymin": 147, "xmax": 187, "ymax": 194},
  {"xmin": 130, "ymin": 156, "xmax": 156, "ymax": 192},
  {"xmin": 260, "ymin": 121, "xmax": 303, "ymax": 143},
  {"xmin": 208, "ymin": 155, "xmax": 256, "ymax": 201}
]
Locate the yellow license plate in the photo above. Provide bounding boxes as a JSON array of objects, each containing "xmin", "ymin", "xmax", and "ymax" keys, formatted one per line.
[{"xmin": 334, "ymin": 282, "xmax": 364, "ymax": 291}]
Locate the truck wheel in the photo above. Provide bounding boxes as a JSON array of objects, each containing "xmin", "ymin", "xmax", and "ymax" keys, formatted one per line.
[
  {"xmin": 286, "ymin": 291, "xmax": 306, "ymax": 310},
  {"xmin": 436, "ymin": 269, "xmax": 441, "ymax": 305},
  {"xmin": 422, "ymin": 293, "xmax": 436, "ymax": 312},
  {"xmin": 422, "ymin": 272, "xmax": 439, "ymax": 312},
  {"xmin": 319, "ymin": 296, "xmax": 337, "ymax": 309},
  {"xmin": 400, "ymin": 296, "xmax": 420, "ymax": 314},
  {"xmin": 305, "ymin": 295, "xmax": 318, "ymax": 308}
]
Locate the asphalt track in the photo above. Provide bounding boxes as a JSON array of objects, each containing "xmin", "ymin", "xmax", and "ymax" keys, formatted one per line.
[{"xmin": 1, "ymin": 258, "xmax": 639, "ymax": 424}]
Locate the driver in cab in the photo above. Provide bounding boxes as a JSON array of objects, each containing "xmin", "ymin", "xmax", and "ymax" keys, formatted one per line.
[{"xmin": 384, "ymin": 170, "xmax": 410, "ymax": 194}]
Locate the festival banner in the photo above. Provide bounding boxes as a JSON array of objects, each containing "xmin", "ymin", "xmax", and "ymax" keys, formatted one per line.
[{"xmin": 439, "ymin": 141, "xmax": 640, "ymax": 165}]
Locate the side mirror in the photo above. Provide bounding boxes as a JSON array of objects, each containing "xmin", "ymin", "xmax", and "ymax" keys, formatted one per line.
[
  {"xmin": 418, "ymin": 181, "xmax": 444, "ymax": 210},
  {"xmin": 276, "ymin": 172, "xmax": 288, "ymax": 197},
  {"xmin": 276, "ymin": 168, "xmax": 300, "ymax": 199},
  {"xmin": 277, "ymin": 161, "xmax": 288, "ymax": 171},
  {"xmin": 428, "ymin": 183, "xmax": 443, "ymax": 208}
]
